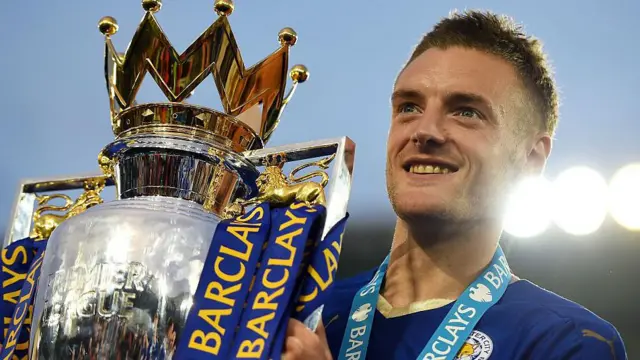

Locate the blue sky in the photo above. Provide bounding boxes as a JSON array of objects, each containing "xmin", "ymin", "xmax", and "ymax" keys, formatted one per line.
[{"xmin": 1, "ymin": 0, "xmax": 639, "ymax": 226}]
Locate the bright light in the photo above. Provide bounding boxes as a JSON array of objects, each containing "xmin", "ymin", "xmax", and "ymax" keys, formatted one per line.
[
  {"xmin": 105, "ymin": 224, "xmax": 133, "ymax": 262},
  {"xmin": 503, "ymin": 176, "xmax": 552, "ymax": 238},
  {"xmin": 609, "ymin": 163, "xmax": 640, "ymax": 231},
  {"xmin": 551, "ymin": 166, "xmax": 609, "ymax": 236}
]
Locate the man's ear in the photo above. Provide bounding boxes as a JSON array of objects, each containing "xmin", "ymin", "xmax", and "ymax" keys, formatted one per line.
[{"xmin": 525, "ymin": 133, "xmax": 552, "ymax": 176}]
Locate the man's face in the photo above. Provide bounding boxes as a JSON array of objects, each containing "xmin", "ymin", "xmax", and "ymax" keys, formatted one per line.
[{"xmin": 386, "ymin": 47, "xmax": 545, "ymax": 225}]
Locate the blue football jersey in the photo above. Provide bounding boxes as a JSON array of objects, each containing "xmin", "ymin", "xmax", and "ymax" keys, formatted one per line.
[{"xmin": 322, "ymin": 269, "xmax": 627, "ymax": 360}]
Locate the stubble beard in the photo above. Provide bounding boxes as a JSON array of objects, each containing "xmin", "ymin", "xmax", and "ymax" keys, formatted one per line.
[
  {"xmin": 385, "ymin": 132, "xmax": 528, "ymax": 247},
  {"xmin": 386, "ymin": 162, "xmax": 474, "ymax": 229}
]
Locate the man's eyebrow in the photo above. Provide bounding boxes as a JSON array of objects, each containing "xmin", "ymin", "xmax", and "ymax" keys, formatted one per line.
[
  {"xmin": 390, "ymin": 89, "xmax": 422, "ymax": 103},
  {"xmin": 444, "ymin": 91, "xmax": 491, "ymax": 108},
  {"xmin": 445, "ymin": 91, "xmax": 498, "ymax": 119},
  {"xmin": 391, "ymin": 89, "xmax": 491, "ymax": 105}
]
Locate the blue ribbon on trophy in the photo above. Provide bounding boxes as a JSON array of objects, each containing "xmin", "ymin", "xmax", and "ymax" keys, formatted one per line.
[
  {"xmin": 230, "ymin": 203, "xmax": 326, "ymax": 360},
  {"xmin": 176, "ymin": 203, "xmax": 275, "ymax": 359},
  {"xmin": 176, "ymin": 200, "xmax": 350, "ymax": 360},
  {"xmin": 0, "ymin": 236, "xmax": 48, "ymax": 359},
  {"xmin": 268, "ymin": 214, "xmax": 349, "ymax": 360}
]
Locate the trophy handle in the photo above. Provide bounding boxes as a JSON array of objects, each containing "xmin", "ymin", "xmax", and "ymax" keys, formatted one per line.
[
  {"xmin": 243, "ymin": 136, "xmax": 355, "ymax": 239},
  {"xmin": 4, "ymin": 174, "xmax": 115, "ymax": 247}
]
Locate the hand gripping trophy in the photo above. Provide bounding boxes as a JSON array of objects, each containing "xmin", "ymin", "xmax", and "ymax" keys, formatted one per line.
[{"xmin": 0, "ymin": 1, "xmax": 355, "ymax": 359}]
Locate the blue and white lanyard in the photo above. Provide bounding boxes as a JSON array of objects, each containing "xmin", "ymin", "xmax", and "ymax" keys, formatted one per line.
[{"xmin": 338, "ymin": 246, "xmax": 511, "ymax": 360}]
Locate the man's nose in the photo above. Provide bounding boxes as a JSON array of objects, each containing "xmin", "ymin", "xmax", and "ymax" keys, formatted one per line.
[{"xmin": 410, "ymin": 111, "xmax": 446, "ymax": 149}]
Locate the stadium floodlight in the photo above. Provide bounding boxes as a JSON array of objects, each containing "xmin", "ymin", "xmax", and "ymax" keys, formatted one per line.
[
  {"xmin": 551, "ymin": 166, "xmax": 608, "ymax": 236},
  {"xmin": 609, "ymin": 163, "xmax": 640, "ymax": 231},
  {"xmin": 503, "ymin": 176, "xmax": 552, "ymax": 238}
]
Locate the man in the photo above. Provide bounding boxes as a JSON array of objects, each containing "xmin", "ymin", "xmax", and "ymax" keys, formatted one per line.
[{"xmin": 283, "ymin": 10, "xmax": 627, "ymax": 360}]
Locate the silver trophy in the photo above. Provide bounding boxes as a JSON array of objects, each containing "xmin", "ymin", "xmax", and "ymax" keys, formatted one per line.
[{"xmin": 3, "ymin": 1, "xmax": 355, "ymax": 358}]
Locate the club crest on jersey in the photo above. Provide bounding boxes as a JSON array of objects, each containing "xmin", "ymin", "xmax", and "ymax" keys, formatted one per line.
[{"xmin": 454, "ymin": 331, "xmax": 493, "ymax": 360}]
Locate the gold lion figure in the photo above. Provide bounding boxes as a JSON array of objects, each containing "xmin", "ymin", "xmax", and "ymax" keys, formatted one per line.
[
  {"xmin": 222, "ymin": 154, "xmax": 334, "ymax": 218},
  {"xmin": 31, "ymin": 194, "xmax": 74, "ymax": 240},
  {"xmin": 30, "ymin": 177, "xmax": 107, "ymax": 240}
]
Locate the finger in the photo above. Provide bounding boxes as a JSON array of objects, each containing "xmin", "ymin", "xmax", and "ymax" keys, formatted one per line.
[
  {"xmin": 285, "ymin": 318, "xmax": 332, "ymax": 359},
  {"xmin": 282, "ymin": 335, "xmax": 303, "ymax": 360},
  {"xmin": 287, "ymin": 318, "xmax": 312, "ymax": 338},
  {"xmin": 286, "ymin": 318, "xmax": 302, "ymax": 336}
]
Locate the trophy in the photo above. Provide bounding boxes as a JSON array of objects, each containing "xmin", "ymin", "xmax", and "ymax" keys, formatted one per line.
[{"xmin": 1, "ymin": 1, "xmax": 355, "ymax": 359}]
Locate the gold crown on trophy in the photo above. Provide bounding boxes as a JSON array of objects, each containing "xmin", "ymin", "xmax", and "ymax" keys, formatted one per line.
[
  {"xmin": 6, "ymin": 0, "xmax": 353, "ymax": 248},
  {"xmin": 97, "ymin": 0, "xmax": 309, "ymax": 153}
]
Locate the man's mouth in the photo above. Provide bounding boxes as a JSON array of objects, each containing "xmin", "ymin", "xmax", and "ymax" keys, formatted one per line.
[
  {"xmin": 409, "ymin": 164, "xmax": 453, "ymax": 174},
  {"xmin": 403, "ymin": 158, "xmax": 459, "ymax": 175}
]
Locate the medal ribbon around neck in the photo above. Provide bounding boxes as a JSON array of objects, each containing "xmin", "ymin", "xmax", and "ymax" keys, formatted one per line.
[{"xmin": 338, "ymin": 246, "xmax": 512, "ymax": 360}]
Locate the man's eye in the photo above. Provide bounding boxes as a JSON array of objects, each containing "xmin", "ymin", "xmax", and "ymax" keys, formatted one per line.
[
  {"xmin": 453, "ymin": 108, "xmax": 481, "ymax": 119},
  {"xmin": 397, "ymin": 103, "xmax": 420, "ymax": 114}
]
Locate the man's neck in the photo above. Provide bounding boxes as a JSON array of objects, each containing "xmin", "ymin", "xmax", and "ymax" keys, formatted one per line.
[{"xmin": 381, "ymin": 218, "xmax": 501, "ymax": 308}]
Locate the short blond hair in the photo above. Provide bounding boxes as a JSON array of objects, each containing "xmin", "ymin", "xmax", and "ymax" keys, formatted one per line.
[{"xmin": 406, "ymin": 10, "xmax": 558, "ymax": 135}]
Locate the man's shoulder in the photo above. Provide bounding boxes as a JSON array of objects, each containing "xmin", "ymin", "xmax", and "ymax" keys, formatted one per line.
[
  {"xmin": 503, "ymin": 279, "xmax": 618, "ymax": 329},
  {"xmin": 499, "ymin": 280, "xmax": 627, "ymax": 359}
]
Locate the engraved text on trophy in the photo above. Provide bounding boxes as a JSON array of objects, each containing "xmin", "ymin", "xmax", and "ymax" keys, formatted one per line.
[{"xmin": 41, "ymin": 261, "xmax": 155, "ymax": 326}]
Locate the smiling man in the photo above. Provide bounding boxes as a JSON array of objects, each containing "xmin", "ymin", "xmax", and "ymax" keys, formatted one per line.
[{"xmin": 281, "ymin": 10, "xmax": 627, "ymax": 360}]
